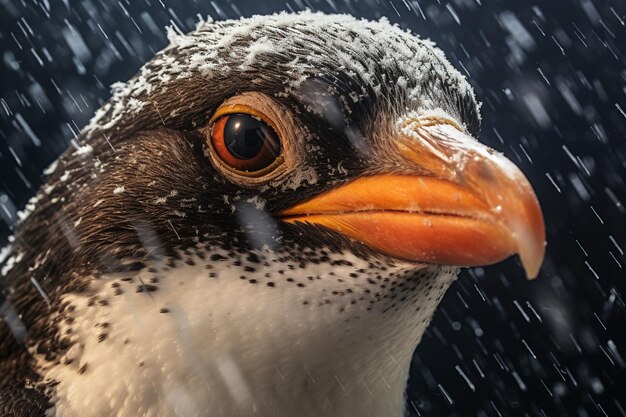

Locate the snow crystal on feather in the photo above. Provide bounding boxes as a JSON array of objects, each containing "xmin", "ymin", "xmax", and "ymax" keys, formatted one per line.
[
  {"xmin": 0, "ymin": 245, "xmax": 11, "ymax": 265},
  {"xmin": 83, "ymin": 11, "xmax": 478, "ymax": 137}
]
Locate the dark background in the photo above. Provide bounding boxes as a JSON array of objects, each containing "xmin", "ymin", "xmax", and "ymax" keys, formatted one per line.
[{"xmin": 1, "ymin": 0, "xmax": 625, "ymax": 416}]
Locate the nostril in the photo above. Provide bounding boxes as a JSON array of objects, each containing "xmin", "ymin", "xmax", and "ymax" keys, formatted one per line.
[{"xmin": 472, "ymin": 157, "xmax": 498, "ymax": 182}]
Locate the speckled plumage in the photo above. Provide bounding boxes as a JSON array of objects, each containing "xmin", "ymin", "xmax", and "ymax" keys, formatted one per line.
[{"xmin": 0, "ymin": 11, "xmax": 479, "ymax": 417}]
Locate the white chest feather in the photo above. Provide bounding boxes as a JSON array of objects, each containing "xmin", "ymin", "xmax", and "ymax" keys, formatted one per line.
[{"xmin": 36, "ymin": 250, "xmax": 457, "ymax": 417}]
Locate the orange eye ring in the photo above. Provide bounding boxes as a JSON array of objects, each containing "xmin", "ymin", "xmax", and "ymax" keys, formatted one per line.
[{"xmin": 209, "ymin": 108, "xmax": 283, "ymax": 176}]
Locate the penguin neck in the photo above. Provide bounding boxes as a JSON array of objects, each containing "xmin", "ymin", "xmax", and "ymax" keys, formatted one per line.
[
  {"xmin": 276, "ymin": 309, "xmax": 423, "ymax": 417},
  {"xmin": 35, "ymin": 249, "xmax": 458, "ymax": 417}
]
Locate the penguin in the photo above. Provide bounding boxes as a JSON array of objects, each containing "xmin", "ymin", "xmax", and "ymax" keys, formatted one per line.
[{"xmin": 0, "ymin": 11, "xmax": 545, "ymax": 417}]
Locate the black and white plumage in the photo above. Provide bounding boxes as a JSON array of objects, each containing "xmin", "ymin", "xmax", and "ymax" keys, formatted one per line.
[{"xmin": 0, "ymin": 12, "xmax": 545, "ymax": 417}]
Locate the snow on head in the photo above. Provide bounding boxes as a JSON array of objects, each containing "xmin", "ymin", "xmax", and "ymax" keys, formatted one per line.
[{"xmin": 84, "ymin": 11, "xmax": 479, "ymax": 139}]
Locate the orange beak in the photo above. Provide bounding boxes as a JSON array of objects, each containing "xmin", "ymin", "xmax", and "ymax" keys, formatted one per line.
[{"xmin": 276, "ymin": 116, "xmax": 546, "ymax": 279}]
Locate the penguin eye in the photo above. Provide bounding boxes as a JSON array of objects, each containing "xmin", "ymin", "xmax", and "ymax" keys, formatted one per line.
[
  {"xmin": 210, "ymin": 112, "xmax": 282, "ymax": 174},
  {"xmin": 204, "ymin": 94, "xmax": 295, "ymax": 184}
]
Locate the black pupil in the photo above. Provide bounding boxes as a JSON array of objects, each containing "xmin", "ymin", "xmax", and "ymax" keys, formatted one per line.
[{"xmin": 223, "ymin": 114, "xmax": 279, "ymax": 160}]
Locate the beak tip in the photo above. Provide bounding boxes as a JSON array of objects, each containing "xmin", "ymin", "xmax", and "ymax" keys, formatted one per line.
[
  {"xmin": 520, "ymin": 240, "xmax": 546, "ymax": 280},
  {"xmin": 503, "ymin": 189, "xmax": 546, "ymax": 281},
  {"xmin": 523, "ymin": 263, "xmax": 540, "ymax": 280}
]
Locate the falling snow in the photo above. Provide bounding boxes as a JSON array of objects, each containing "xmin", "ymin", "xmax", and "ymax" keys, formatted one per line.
[{"xmin": 0, "ymin": 1, "xmax": 625, "ymax": 417}]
